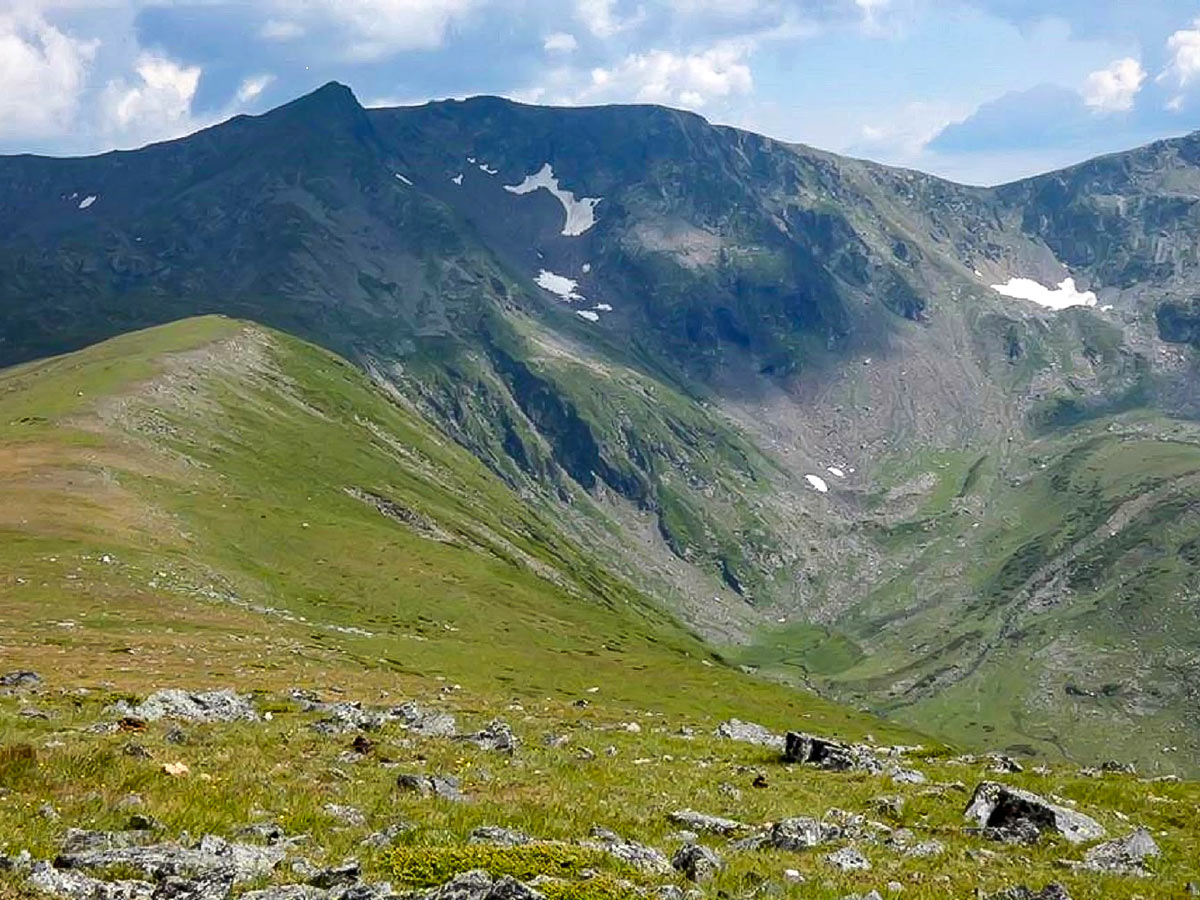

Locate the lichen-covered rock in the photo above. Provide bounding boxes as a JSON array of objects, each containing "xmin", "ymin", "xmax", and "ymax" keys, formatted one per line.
[
  {"xmin": 964, "ymin": 782, "xmax": 1105, "ymax": 844},
  {"xmin": 737, "ymin": 816, "xmax": 841, "ymax": 852},
  {"xmin": 113, "ymin": 690, "xmax": 258, "ymax": 724},
  {"xmin": 667, "ymin": 810, "xmax": 749, "ymax": 836},
  {"xmin": 1079, "ymin": 828, "xmax": 1160, "ymax": 876},
  {"xmin": 984, "ymin": 885, "xmax": 1072, "ymax": 900},
  {"xmin": 54, "ymin": 833, "xmax": 285, "ymax": 883},
  {"xmin": 458, "ymin": 720, "xmax": 517, "ymax": 754},
  {"xmin": 582, "ymin": 827, "xmax": 672, "ymax": 875},
  {"xmin": 28, "ymin": 861, "xmax": 154, "ymax": 900},
  {"xmin": 714, "ymin": 719, "xmax": 785, "ymax": 751},
  {"xmin": 825, "ymin": 846, "xmax": 871, "ymax": 871},
  {"xmin": 469, "ymin": 826, "xmax": 532, "ymax": 846},
  {"xmin": 396, "ymin": 773, "xmax": 464, "ymax": 802},
  {"xmin": 671, "ymin": 844, "xmax": 722, "ymax": 882}
]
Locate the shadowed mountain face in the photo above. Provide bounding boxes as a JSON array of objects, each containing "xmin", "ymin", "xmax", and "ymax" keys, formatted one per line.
[{"xmin": 4, "ymin": 81, "xmax": 1200, "ymax": 768}]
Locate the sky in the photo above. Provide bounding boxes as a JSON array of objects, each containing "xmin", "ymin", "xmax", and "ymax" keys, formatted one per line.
[{"xmin": 3, "ymin": 0, "xmax": 1200, "ymax": 184}]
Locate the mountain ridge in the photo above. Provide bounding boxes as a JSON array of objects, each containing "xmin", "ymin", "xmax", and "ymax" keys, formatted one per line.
[{"xmin": 3, "ymin": 81, "xmax": 1200, "ymax": 769}]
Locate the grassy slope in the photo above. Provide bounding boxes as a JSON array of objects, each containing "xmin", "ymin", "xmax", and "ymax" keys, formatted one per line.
[
  {"xmin": 1, "ymin": 320, "xmax": 1199, "ymax": 900},
  {"xmin": 0, "ymin": 314, "xmax": 903, "ymax": 732}
]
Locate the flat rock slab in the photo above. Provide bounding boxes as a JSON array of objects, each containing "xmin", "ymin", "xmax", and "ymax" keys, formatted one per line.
[
  {"xmin": 965, "ymin": 782, "xmax": 1105, "ymax": 844},
  {"xmin": 113, "ymin": 690, "xmax": 259, "ymax": 724}
]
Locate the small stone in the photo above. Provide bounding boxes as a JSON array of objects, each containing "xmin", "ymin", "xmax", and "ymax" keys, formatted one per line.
[
  {"xmin": 396, "ymin": 773, "xmax": 463, "ymax": 802},
  {"xmin": 0, "ymin": 671, "xmax": 42, "ymax": 688},
  {"xmin": 668, "ymin": 810, "xmax": 749, "ymax": 836},
  {"xmin": 323, "ymin": 804, "xmax": 366, "ymax": 827},
  {"xmin": 887, "ymin": 882, "xmax": 903, "ymax": 893},
  {"xmin": 783, "ymin": 868, "xmax": 804, "ymax": 884},
  {"xmin": 162, "ymin": 762, "xmax": 190, "ymax": 777},
  {"xmin": 469, "ymin": 826, "xmax": 531, "ymax": 846}
]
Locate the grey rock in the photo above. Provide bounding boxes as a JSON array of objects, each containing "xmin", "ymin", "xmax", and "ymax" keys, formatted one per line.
[
  {"xmin": 667, "ymin": 810, "xmax": 749, "ymax": 836},
  {"xmin": 236, "ymin": 823, "xmax": 288, "ymax": 844},
  {"xmin": 360, "ymin": 823, "xmax": 413, "ymax": 849},
  {"xmin": 583, "ymin": 827, "xmax": 672, "ymax": 875},
  {"xmin": 739, "ymin": 816, "xmax": 840, "ymax": 852},
  {"xmin": 825, "ymin": 846, "xmax": 871, "ymax": 871},
  {"xmin": 0, "ymin": 850, "xmax": 32, "ymax": 872},
  {"xmin": 323, "ymin": 804, "xmax": 367, "ymax": 827},
  {"xmin": 783, "ymin": 732, "xmax": 882, "ymax": 774},
  {"xmin": 0, "ymin": 670, "xmax": 42, "ymax": 688},
  {"xmin": 840, "ymin": 893, "xmax": 883, "ymax": 900},
  {"xmin": 239, "ymin": 887, "xmax": 329, "ymax": 900},
  {"xmin": 395, "ymin": 703, "xmax": 457, "ymax": 738},
  {"xmin": 964, "ymin": 782, "xmax": 1105, "ymax": 844},
  {"xmin": 61, "ymin": 829, "xmax": 155, "ymax": 854},
  {"xmin": 396, "ymin": 773, "xmax": 464, "ymax": 801},
  {"xmin": 55, "ymin": 833, "xmax": 285, "ymax": 884},
  {"xmin": 27, "ymin": 861, "xmax": 154, "ymax": 900},
  {"xmin": 983, "ymin": 885, "xmax": 1072, "ymax": 900},
  {"xmin": 150, "ymin": 867, "xmax": 235, "ymax": 900},
  {"xmin": 905, "ymin": 840, "xmax": 945, "ymax": 858},
  {"xmin": 310, "ymin": 702, "xmax": 389, "ymax": 735},
  {"xmin": 469, "ymin": 826, "xmax": 531, "ymax": 846},
  {"xmin": 113, "ymin": 690, "xmax": 258, "ymax": 724},
  {"xmin": 1079, "ymin": 828, "xmax": 1160, "ymax": 876},
  {"xmin": 309, "ymin": 860, "xmax": 361, "ymax": 889},
  {"xmin": 419, "ymin": 870, "xmax": 544, "ymax": 900},
  {"xmin": 671, "ymin": 844, "xmax": 722, "ymax": 882},
  {"xmin": 714, "ymin": 719, "xmax": 785, "ymax": 751},
  {"xmin": 458, "ymin": 720, "xmax": 517, "ymax": 754},
  {"xmin": 872, "ymin": 795, "xmax": 905, "ymax": 818}
]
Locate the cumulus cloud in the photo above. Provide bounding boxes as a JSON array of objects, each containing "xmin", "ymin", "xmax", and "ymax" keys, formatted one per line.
[
  {"xmin": 582, "ymin": 41, "xmax": 752, "ymax": 108},
  {"xmin": 236, "ymin": 73, "xmax": 275, "ymax": 103},
  {"xmin": 543, "ymin": 32, "xmax": 578, "ymax": 53},
  {"xmin": 267, "ymin": 0, "xmax": 480, "ymax": 59},
  {"xmin": 100, "ymin": 53, "xmax": 203, "ymax": 148},
  {"xmin": 575, "ymin": 0, "xmax": 642, "ymax": 39},
  {"xmin": 0, "ymin": 8, "xmax": 98, "ymax": 140},
  {"xmin": 1082, "ymin": 57, "xmax": 1145, "ymax": 113},
  {"xmin": 1159, "ymin": 17, "xmax": 1200, "ymax": 109}
]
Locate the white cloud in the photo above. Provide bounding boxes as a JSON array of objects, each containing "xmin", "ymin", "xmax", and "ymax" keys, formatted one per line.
[
  {"xmin": 237, "ymin": 73, "xmax": 275, "ymax": 103},
  {"xmin": 1159, "ymin": 17, "xmax": 1200, "ymax": 110},
  {"xmin": 575, "ymin": 0, "xmax": 641, "ymax": 39},
  {"xmin": 267, "ymin": 0, "xmax": 480, "ymax": 59},
  {"xmin": 543, "ymin": 32, "xmax": 578, "ymax": 53},
  {"xmin": 0, "ymin": 8, "xmax": 98, "ymax": 140},
  {"xmin": 100, "ymin": 53, "xmax": 202, "ymax": 148},
  {"xmin": 582, "ymin": 42, "xmax": 752, "ymax": 108},
  {"xmin": 260, "ymin": 19, "xmax": 305, "ymax": 41},
  {"xmin": 1082, "ymin": 57, "xmax": 1145, "ymax": 113}
]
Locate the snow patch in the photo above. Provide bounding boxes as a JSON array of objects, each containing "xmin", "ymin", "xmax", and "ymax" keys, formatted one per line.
[
  {"xmin": 581, "ymin": 262, "xmax": 592, "ymax": 273},
  {"xmin": 504, "ymin": 163, "xmax": 601, "ymax": 236},
  {"xmin": 467, "ymin": 157, "xmax": 476, "ymax": 164},
  {"xmin": 451, "ymin": 173, "xmax": 463, "ymax": 186},
  {"xmin": 826, "ymin": 466, "xmax": 846, "ymax": 478},
  {"xmin": 805, "ymin": 474, "xmax": 829, "ymax": 493},
  {"xmin": 594, "ymin": 303, "xmax": 613, "ymax": 311},
  {"xmin": 478, "ymin": 163, "xmax": 498, "ymax": 175},
  {"xmin": 991, "ymin": 276, "xmax": 1097, "ymax": 310},
  {"xmin": 576, "ymin": 310, "xmax": 600, "ymax": 322},
  {"xmin": 78, "ymin": 195, "xmax": 97, "ymax": 209},
  {"xmin": 535, "ymin": 269, "xmax": 584, "ymax": 302},
  {"xmin": 395, "ymin": 173, "xmax": 413, "ymax": 186}
]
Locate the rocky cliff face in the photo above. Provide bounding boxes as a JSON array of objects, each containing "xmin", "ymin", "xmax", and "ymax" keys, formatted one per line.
[{"xmin": 3, "ymin": 82, "xmax": 1200, "ymax": 764}]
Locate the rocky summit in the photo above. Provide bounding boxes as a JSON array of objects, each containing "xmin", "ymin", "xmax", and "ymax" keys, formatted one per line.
[{"xmin": 2, "ymin": 82, "xmax": 1200, "ymax": 899}]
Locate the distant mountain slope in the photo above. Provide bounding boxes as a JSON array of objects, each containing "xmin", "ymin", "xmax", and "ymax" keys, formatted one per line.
[{"xmin": 3, "ymin": 83, "xmax": 1200, "ymax": 768}]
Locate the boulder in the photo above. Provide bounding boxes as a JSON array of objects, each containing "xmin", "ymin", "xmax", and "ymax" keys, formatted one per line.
[
  {"xmin": 714, "ymin": 719, "xmax": 785, "ymax": 751},
  {"xmin": 27, "ymin": 861, "xmax": 154, "ymax": 900},
  {"xmin": 737, "ymin": 816, "xmax": 840, "ymax": 851},
  {"xmin": 1079, "ymin": 828, "xmax": 1160, "ymax": 876},
  {"xmin": 396, "ymin": 774, "xmax": 464, "ymax": 802},
  {"xmin": 458, "ymin": 720, "xmax": 517, "ymax": 754},
  {"xmin": 113, "ymin": 690, "xmax": 258, "ymax": 724},
  {"xmin": 54, "ymin": 833, "xmax": 285, "ymax": 883},
  {"xmin": 784, "ymin": 732, "xmax": 882, "ymax": 774},
  {"xmin": 419, "ymin": 870, "xmax": 544, "ymax": 900},
  {"xmin": 825, "ymin": 846, "xmax": 871, "ymax": 871},
  {"xmin": 0, "ymin": 670, "xmax": 42, "ymax": 688},
  {"xmin": 582, "ymin": 828, "xmax": 672, "ymax": 875},
  {"xmin": 964, "ymin": 782, "xmax": 1105, "ymax": 844},
  {"xmin": 671, "ymin": 844, "xmax": 722, "ymax": 882}
]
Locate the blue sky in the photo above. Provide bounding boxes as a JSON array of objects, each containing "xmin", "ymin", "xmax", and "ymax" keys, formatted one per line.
[{"xmin": 3, "ymin": 0, "xmax": 1200, "ymax": 184}]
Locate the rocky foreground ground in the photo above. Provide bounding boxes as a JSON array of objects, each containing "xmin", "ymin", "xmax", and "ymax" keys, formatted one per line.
[{"xmin": 1, "ymin": 675, "xmax": 1196, "ymax": 900}]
